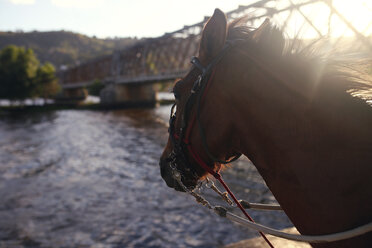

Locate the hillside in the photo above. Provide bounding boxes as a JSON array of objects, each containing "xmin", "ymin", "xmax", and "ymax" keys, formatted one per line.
[{"xmin": 0, "ymin": 30, "xmax": 139, "ymax": 69}]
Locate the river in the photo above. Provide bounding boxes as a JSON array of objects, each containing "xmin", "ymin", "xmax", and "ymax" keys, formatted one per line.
[{"xmin": 0, "ymin": 106, "xmax": 292, "ymax": 248}]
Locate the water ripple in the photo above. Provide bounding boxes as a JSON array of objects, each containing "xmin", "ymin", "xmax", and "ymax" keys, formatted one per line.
[{"xmin": 0, "ymin": 107, "xmax": 292, "ymax": 248}]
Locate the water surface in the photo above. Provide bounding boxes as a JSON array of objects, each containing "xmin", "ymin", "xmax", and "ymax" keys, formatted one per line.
[{"xmin": 0, "ymin": 107, "xmax": 292, "ymax": 248}]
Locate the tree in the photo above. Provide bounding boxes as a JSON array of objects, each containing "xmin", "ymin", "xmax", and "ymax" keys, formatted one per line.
[
  {"xmin": 34, "ymin": 62, "xmax": 60, "ymax": 99},
  {"xmin": 0, "ymin": 45, "xmax": 60, "ymax": 101},
  {"xmin": 0, "ymin": 45, "xmax": 39, "ymax": 100}
]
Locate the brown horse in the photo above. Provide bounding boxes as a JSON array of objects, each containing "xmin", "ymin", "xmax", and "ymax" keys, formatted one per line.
[{"xmin": 159, "ymin": 9, "xmax": 372, "ymax": 248}]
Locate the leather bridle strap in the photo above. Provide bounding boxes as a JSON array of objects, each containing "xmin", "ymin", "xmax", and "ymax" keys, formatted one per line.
[
  {"xmin": 182, "ymin": 59, "xmax": 275, "ymax": 248},
  {"xmin": 167, "ymin": 39, "xmax": 273, "ymax": 248},
  {"xmin": 188, "ymin": 43, "xmax": 242, "ymax": 165}
]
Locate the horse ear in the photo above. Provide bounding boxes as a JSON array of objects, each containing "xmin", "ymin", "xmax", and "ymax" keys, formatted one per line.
[
  {"xmin": 198, "ymin": 8, "xmax": 227, "ymax": 63},
  {"xmin": 252, "ymin": 18, "xmax": 271, "ymax": 42}
]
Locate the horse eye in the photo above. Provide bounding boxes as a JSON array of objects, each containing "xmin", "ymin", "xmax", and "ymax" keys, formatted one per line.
[
  {"xmin": 173, "ymin": 91, "xmax": 180, "ymax": 100},
  {"xmin": 172, "ymin": 80, "xmax": 182, "ymax": 99}
]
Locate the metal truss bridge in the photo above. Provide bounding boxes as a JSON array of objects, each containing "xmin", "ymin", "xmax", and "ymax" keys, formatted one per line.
[{"xmin": 59, "ymin": 0, "xmax": 372, "ymax": 89}]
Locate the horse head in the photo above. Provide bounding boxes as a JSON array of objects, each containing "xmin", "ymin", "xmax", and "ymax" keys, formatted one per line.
[{"xmin": 159, "ymin": 9, "xmax": 249, "ymax": 191}]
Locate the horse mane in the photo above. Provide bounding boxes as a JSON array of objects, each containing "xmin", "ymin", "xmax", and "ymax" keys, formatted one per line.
[{"xmin": 225, "ymin": 18, "xmax": 372, "ymax": 106}]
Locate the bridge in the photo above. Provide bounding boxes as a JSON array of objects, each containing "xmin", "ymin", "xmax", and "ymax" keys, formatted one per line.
[{"xmin": 58, "ymin": 0, "xmax": 372, "ymax": 106}]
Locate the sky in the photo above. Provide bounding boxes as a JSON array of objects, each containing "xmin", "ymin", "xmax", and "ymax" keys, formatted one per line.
[
  {"xmin": 0, "ymin": 0, "xmax": 371, "ymax": 39},
  {"xmin": 0, "ymin": 0, "xmax": 248, "ymax": 38}
]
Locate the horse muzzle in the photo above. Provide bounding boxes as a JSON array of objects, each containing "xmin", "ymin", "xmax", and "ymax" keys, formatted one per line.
[
  {"xmin": 159, "ymin": 158, "xmax": 187, "ymax": 192},
  {"xmin": 160, "ymin": 155, "xmax": 200, "ymax": 192}
]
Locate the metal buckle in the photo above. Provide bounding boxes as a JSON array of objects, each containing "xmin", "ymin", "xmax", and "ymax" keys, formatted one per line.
[
  {"xmin": 191, "ymin": 75, "xmax": 203, "ymax": 93},
  {"xmin": 191, "ymin": 56, "xmax": 205, "ymax": 72}
]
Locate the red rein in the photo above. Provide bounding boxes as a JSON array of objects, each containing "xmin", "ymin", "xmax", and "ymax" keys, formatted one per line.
[{"xmin": 174, "ymin": 70, "xmax": 274, "ymax": 248}]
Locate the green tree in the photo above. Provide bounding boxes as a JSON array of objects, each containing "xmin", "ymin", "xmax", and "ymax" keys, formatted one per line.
[
  {"xmin": 0, "ymin": 45, "xmax": 39, "ymax": 100},
  {"xmin": 34, "ymin": 62, "xmax": 60, "ymax": 99},
  {"xmin": 0, "ymin": 45, "xmax": 60, "ymax": 101}
]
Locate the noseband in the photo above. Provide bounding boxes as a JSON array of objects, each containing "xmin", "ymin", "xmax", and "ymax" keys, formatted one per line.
[{"xmin": 167, "ymin": 40, "xmax": 242, "ymax": 180}]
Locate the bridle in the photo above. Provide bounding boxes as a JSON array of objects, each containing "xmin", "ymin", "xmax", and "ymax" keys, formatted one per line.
[
  {"xmin": 166, "ymin": 40, "xmax": 275, "ymax": 247},
  {"xmin": 167, "ymin": 40, "xmax": 242, "ymax": 181}
]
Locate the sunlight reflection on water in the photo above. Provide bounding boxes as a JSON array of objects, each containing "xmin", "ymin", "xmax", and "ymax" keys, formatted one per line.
[{"xmin": 0, "ymin": 106, "xmax": 292, "ymax": 248}]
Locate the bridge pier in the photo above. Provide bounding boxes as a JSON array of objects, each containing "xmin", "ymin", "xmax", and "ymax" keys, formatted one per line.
[
  {"xmin": 100, "ymin": 83, "xmax": 157, "ymax": 107},
  {"xmin": 55, "ymin": 87, "xmax": 88, "ymax": 104}
]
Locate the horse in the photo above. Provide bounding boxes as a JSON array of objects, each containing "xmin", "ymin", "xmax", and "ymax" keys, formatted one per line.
[{"xmin": 159, "ymin": 8, "xmax": 372, "ymax": 248}]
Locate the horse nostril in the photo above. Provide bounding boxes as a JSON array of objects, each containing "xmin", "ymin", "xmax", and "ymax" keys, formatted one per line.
[
  {"xmin": 160, "ymin": 163, "xmax": 167, "ymax": 178},
  {"xmin": 159, "ymin": 158, "xmax": 168, "ymax": 174},
  {"xmin": 159, "ymin": 159, "xmax": 174, "ymax": 180}
]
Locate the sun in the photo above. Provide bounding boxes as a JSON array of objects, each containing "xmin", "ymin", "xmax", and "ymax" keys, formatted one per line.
[
  {"xmin": 330, "ymin": 0, "xmax": 372, "ymax": 37},
  {"xmin": 276, "ymin": 0, "xmax": 372, "ymax": 38}
]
